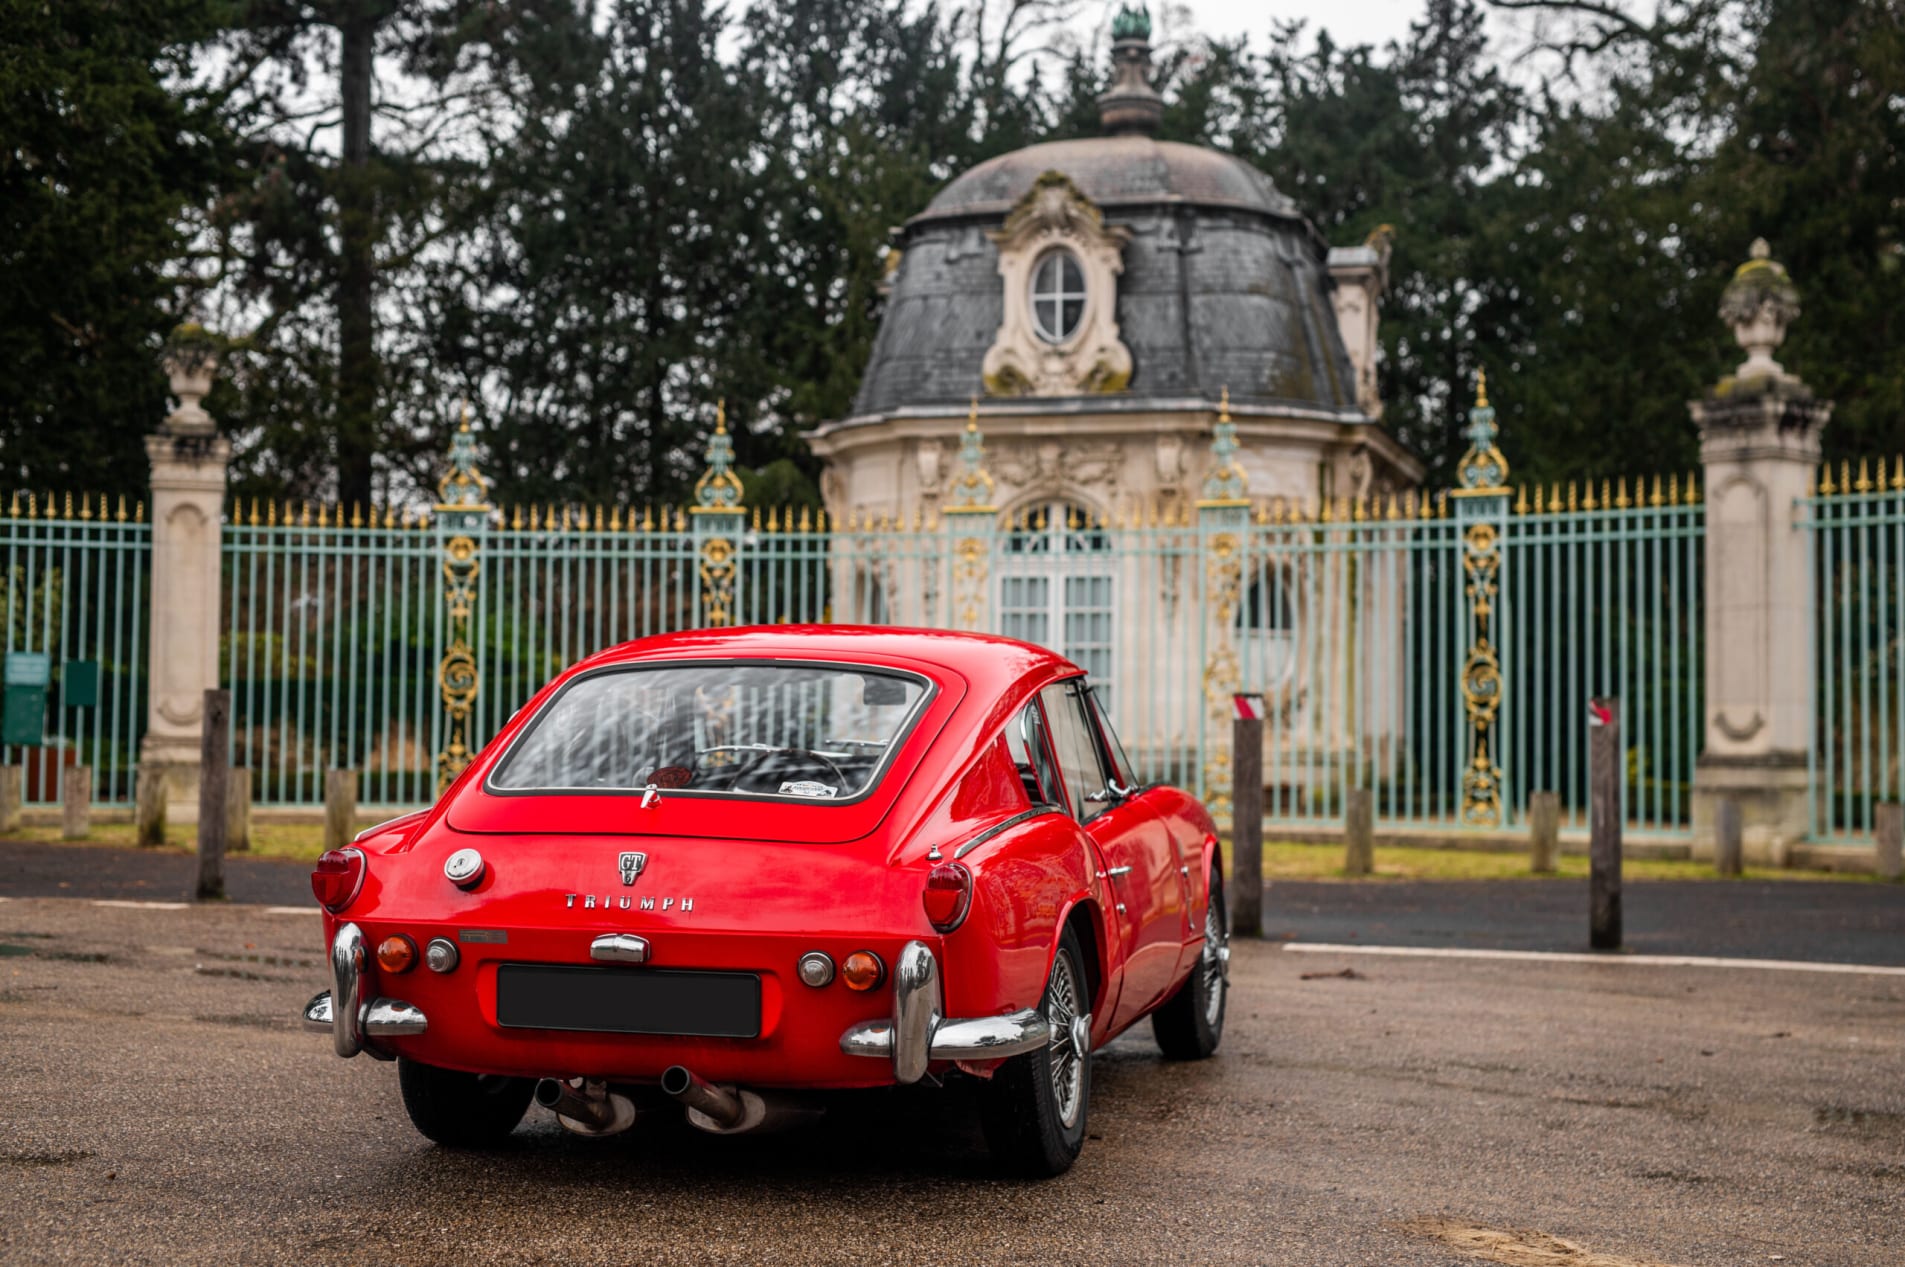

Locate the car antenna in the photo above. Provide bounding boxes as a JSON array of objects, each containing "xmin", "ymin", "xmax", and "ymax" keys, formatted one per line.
[{"xmin": 640, "ymin": 783, "xmax": 662, "ymax": 809}]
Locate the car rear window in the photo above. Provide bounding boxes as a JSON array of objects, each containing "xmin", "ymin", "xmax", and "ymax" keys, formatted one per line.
[{"xmin": 486, "ymin": 661, "xmax": 931, "ymax": 804}]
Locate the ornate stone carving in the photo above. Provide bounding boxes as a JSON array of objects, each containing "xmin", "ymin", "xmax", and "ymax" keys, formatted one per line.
[
  {"xmin": 982, "ymin": 172, "xmax": 1133, "ymax": 398},
  {"xmin": 1718, "ymin": 239, "xmax": 1800, "ymax": 382}
]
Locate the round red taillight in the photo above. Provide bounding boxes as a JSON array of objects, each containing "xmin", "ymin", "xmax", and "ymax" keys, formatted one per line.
[
  {"xmin": 311, "ymin": 847, "xmax": 366, "ymax": 913},
  {"xmin": 922, "ymin": 862, "xmax": 973, "ymax": 933}
]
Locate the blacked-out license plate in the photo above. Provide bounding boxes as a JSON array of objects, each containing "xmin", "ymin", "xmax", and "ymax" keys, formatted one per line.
[{"xmin": 495, "ymin": 965, "xmax": 761, "ymax": 1038}]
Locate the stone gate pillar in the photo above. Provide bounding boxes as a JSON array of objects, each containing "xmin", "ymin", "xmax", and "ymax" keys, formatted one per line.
[
  {"xmin": 1690, "ymin": 241, "xmax": 1831, "ymax": 862},
  {"xmin": 140, "ymin": 328, "xmax": 231, "ymax": 821}
]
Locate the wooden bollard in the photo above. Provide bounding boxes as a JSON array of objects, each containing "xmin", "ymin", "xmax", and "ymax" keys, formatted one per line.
[
  {"xmin": 196, "ymin": 689, "xmax": 230, "ymax": 901},
  {"xmin": 135, "ymin": 765, "xmax": 167, "ymax": 847},
  {"xmin": 1589, "ymin": 698, "xmax": 1622, "ymax": 950},
  {"xmin": 0, "ymin": 764, "xmax": 21, "ymax": 834},
  {"xmin": 324, "ymin": 769, "xmax": 359, "ymax": 853},
  {"xmin": 1876, "ymin": 802, "xmax": 1903, "ymax": 882},
  {"xmin": 1529, "ymin": 790, "xmax": 1559, "ymax": 873},
  {"xmin": 1715, "ymin": 795, "xmax": 1743, "ymax": 878},
  {"xmin": 62, "ymin": 765, "xmax": 92, "ymax": 840},
  {"xmin": 1344, "ymin": 787, "xmax": 1373, "ymax": 876},
  {"xmin": 226, "ymin": 769, "xmax": 252, "ymax": 853},
  {"xmin": 1230, "ymin": 711, "xmax": 1264, "ymax": 938}
]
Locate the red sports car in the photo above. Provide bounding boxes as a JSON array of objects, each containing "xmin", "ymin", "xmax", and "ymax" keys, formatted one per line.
[{"xmin": 302, "ymin": 626, "xmax": 1228, "ymax": 1175}]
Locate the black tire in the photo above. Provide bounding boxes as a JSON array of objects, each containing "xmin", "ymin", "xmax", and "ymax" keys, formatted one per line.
[
  {"xmin": 979, "ymin": 924, "xmax": 1092, "ymax": 1178},
  {"xmin": 397, "ymin": 1057, "xmax": 535, "ymax": 1148},
  {"xmin": 1151, "ymin": 867, "xmax": 1228, "ymax": 1060}
]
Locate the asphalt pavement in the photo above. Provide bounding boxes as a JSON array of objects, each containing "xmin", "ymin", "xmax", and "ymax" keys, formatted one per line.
[{"xmin": 2, "ymin": 897, "xmax": 1901, "ymax": 1265}]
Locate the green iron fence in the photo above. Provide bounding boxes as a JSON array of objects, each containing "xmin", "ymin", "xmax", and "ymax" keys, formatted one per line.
[
  {"xmin": 1803, "ymin": 460, "xmax": 1905, "ymax": 841},
  {"xmin": 0, "ymin": 495, "xmax": 150, "ymax": 806}
]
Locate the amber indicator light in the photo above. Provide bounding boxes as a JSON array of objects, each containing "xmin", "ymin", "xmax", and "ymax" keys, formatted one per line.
[
  {"xmin": 841, "ymin": 950, "xmax": 886, "ymax": 991},
  {"xmin": 377, "ymin": 934, "xmax": 418, "ymax": 974}
]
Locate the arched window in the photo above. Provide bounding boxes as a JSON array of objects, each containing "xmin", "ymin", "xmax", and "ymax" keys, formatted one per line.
[
  {"xmin": 1029, "ymin": 249, "xmax": 1087, "ymax": 344},
  {"xmin": 1237, "ymin": 564, "xmax": 1297, "ymax": 688},
  {"xmin": 1000, "ymin": 501, "xmax": 1114, "ymax": 695},
  {"xmin": 1004, "ymin": 501, "xmax": 1109, "ymax": 555}
]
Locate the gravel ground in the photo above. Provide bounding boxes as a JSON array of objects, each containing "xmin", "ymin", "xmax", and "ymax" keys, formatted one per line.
[{"xmin": 0, "ymin": 897, "xmax": 1901, "ymax": 1267}]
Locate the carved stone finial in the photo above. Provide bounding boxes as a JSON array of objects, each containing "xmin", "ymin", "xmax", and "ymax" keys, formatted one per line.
[
  {"xmin": 1718, "ymin": 238, "xmax": 1801, "ymax": 383},
  {"xmin": 1099, "ymin": 5, "xmax": 1162, "ymax": 135},
  {"xmin": 694, "ymin": 400, "xmax": 744, "ymax": 510},
  {"xmin": 160, "ymin": 323, "xmax": 222, "ymax": 436}
]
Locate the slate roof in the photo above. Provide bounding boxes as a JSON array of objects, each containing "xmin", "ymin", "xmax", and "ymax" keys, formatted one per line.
[{"xmin": 849, "ymin": 137, "xmax": 1364, "ymax": 421}]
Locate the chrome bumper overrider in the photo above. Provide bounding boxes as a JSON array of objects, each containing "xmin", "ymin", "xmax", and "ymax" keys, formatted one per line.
[
  {"xmin": 838, "ymin": 940, "xmax": 1050, "ymax": 1084},
  {"xmin": 300, "ymin": 922, "xmax": 428, "ymax": 1057}
]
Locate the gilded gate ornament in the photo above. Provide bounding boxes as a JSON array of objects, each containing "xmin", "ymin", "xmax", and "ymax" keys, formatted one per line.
[
  {"xmin": 435, "ymin": 408, "xmax": 492, "ymax": 792},
  {"xmin": 942, "ymin": 398, "xmax": 996, "ymax": 632},
  {"xmin": 1197, "ymin": 388, "xmax": 1249, "ymax": 822},
  {"xmin": 691, "ymin": 402, "xmax": 746, "ymax": 628},
  {"xmin": 1451, "ymin": 373, "xmax": 1508, "ymax": 826}
]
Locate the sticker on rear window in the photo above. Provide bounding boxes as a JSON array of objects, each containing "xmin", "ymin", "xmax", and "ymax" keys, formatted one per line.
[{"xmin": 779, "ymin": 780, "xmax": 838, "ymax": 799}]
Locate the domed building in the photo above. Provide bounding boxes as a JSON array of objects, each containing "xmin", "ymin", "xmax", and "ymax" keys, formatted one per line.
[{"xmin": 807, "ymin": 7, "xmax": 1421, "ymax": 532}]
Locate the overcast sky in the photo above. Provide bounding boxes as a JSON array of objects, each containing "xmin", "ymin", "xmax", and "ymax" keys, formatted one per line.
[{"xmin": 1171, "ymin": 0, "xmax": 1424, "ymax": 48}]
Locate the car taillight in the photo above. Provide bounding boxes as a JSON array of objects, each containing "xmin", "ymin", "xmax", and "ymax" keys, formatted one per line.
[
  {"xmin": 922, "ymin": 862, "xmax": 972, "ymax": 933},
  {"xmin": 311, "ymin": 847, "xmax": 366, "ymax": 912}
]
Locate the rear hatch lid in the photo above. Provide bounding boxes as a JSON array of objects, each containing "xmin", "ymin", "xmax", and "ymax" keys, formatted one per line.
[{"xmin": 445, "ymin": 650, "xmax": 965, "ymax": 845}]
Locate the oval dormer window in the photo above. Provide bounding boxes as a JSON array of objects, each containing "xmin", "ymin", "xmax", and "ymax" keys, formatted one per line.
[{"xmin": 1029, "ymin": 249, "xmax": 1087, "ymax": 344}]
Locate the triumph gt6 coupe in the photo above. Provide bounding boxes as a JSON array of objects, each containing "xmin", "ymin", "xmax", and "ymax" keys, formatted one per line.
[{"xmin": 302, "ymin": 626, "xmax": 1228, "ymax": 1175}]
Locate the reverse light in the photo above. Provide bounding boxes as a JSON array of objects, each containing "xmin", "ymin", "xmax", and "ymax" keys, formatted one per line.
[
  {"xmin": 841, "ymin": 950, "xmax": 886, "ymax": 992},
  {"xmin": 377, "ymin": 934, "xmax": 417, "ymax": 974},
  {"xmin": 311, "ymin": 848, "xmax": 366, "ymax": 913},
  {"xmin": 922, "ymin": 862, "xmax": 973, "ymax": 933},
  {"xmin": 797, "ymin": 951, "xmax": 835, "ymax": 988}
]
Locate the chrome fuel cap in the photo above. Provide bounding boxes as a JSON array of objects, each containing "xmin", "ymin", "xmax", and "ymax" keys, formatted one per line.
[{"xmin": 443, "ymin": 848, "xmax": 485, "ymax": 890}]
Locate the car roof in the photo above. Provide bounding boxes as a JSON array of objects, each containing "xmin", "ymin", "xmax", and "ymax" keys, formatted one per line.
[{"xmin": 573, "ymin": 625, "xmax": 1083, "ymax": 696}]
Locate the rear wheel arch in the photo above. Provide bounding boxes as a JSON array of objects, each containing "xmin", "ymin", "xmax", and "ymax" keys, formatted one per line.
[{"xmin": 1057, "ymin": 898, "xmax": 1106, "ymax": 1020}]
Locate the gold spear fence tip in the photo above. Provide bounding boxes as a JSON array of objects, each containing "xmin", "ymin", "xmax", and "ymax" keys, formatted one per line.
[
  {"xmin": 459, "ymin": 398, "xmax": 470, "ymax": 432},
  {"xmin": 1684, "ymin": 471, "xmax": 1700, "ymax": 504},
  {"xmin": 133, "ymin": 499, "xmax": 144, "ymax": 522},
  {"xmin": 1857, "ymin": 458, "xmax": 1874, "ymax": 493},
  {"xmin": 1476, "ymin": 367, "xmax": 1489, "ymax": 409},
  {"xmin": 967, "ymin": 395, "xmax": 979, "ymax": 431},
  {"xmin": 715, "ymin": 399, "xmax": 728, "ymax": 435},
  {"xmin": 1583, "ymin": 481, "xmax": 1597, "ymax": 512},
  {"xmin": 1219, "ymin": 385, "xmax": 1231, "ymax": 421}
]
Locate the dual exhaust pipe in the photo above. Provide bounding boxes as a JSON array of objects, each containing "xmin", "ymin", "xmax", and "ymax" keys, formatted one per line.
[{"xmin": 535, "ymin": 1065, "xmax": 818, "ymax": 1138}]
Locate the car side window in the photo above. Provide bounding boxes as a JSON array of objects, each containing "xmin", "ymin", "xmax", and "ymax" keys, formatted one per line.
[
  {"xmin": 1005, "ymin": 700, "xmax": 1062, "ymax": 808},
  {"xmin": 1040, "ymin": 682, "xmax": 1112, "ymax": 823},
  {"xmin": 1086, "ymin": 686, "xmax": 1140, "ymax": 790}
]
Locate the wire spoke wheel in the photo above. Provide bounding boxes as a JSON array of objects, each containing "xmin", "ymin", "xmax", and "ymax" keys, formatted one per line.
[
  {"xmin": 1045, "ymin": 949, "xmax": 1085, "ymax": 1130},
  {"xmin": 1200, "ymin": 894, "xmax": 1229, "ymax": 1029}
]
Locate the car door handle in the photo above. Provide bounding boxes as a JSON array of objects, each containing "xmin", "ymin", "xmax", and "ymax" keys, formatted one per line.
[{"xmin": 1104, "ymin": 866, "xmax": 1133, "ymax": 878}]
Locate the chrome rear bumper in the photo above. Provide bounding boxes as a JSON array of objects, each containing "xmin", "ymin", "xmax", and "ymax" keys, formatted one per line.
[
  {"xmin": 838, "ymin": 940, "xmax": 1050, "ymax": 1084},
  {"xmin": 300, "ymin": 921, "xmax": 428, "ymax": 1056}
]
